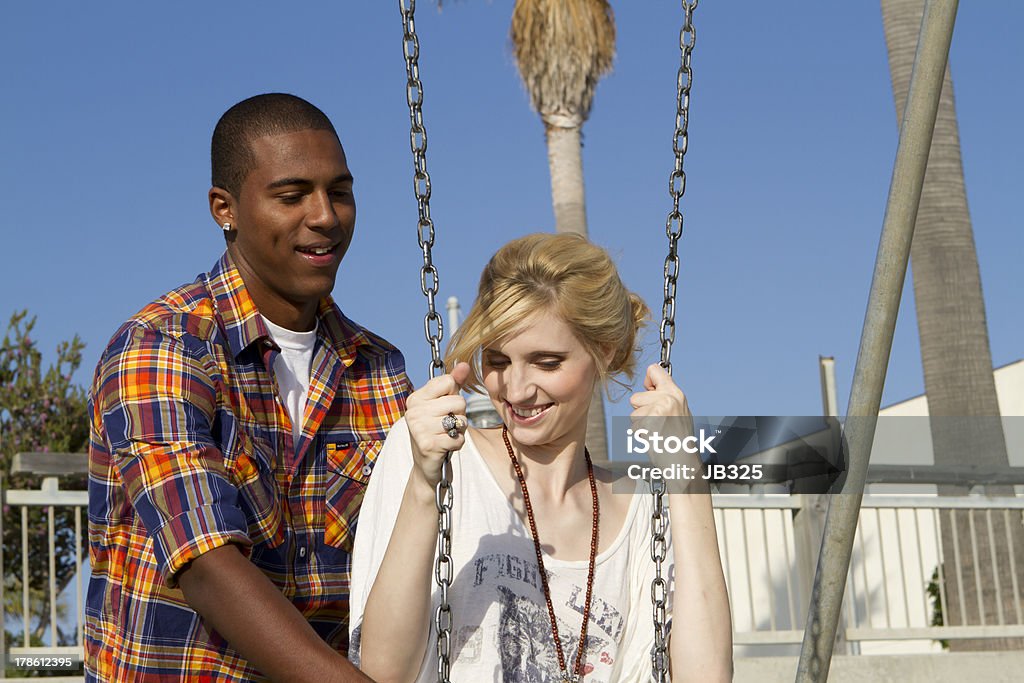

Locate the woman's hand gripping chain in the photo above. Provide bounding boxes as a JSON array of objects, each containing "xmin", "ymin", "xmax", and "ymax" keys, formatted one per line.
[
  {"xmin": 629, "ymin": 363, "xmax": 704, "ymax": 491},
  {"xmin": 405, "ymin": 362, "xmax": 472, "ymax": 489}
]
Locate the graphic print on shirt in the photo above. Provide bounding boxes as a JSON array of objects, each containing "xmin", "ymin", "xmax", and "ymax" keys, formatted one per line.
[{"xmin": 471, "ymin": 550, "xmax": 625, "ymax": 682}]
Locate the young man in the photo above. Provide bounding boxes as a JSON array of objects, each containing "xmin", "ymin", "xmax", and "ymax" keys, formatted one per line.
[{"xmin": 85, "ymin": 94, "xmax": 411, "ymax": 682}]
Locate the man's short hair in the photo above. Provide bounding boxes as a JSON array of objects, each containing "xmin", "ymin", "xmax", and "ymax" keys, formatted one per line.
[{"xmin": 211, "ymin": 93, "xmax": 340, "ymax": 195}]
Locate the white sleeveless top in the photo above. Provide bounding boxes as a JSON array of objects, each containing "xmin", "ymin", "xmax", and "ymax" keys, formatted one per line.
[{"xmin": 349, "ymin": 417, "xmax": 675, "ymax": 682}]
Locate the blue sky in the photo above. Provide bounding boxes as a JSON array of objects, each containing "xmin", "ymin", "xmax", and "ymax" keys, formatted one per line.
[{"xmin": 1, "ymin": 1, "xmax": 1020, "ymax": 418}]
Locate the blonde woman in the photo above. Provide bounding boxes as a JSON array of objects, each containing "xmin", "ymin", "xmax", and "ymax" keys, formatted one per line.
[{"xmin": 349, "ymin": 234, "xmax": 732, "ymax": 682}]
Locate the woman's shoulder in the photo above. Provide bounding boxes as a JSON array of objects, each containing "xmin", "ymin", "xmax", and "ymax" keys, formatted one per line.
[
  {"xmin": 371, "ymin": 416, "xmax": 414, "ymax": 476},
  {"xmin": 464, "ymin": 425, "xmax": 503, "ymax": 465},
  {"xmin": 384, "ymin": 414, "xmax": 409, "ymax": 437},
  {"xmin": 380, "ymin": 416, "xmax": 413, "ymax": 452},
  {"xmin": 466, "ymin": 424, "xmax": 498, "ymax": 448}
]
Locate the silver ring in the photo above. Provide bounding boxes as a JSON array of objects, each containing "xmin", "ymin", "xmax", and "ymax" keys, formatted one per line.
[{"xmin": 442, "ymin": 413, "xmax": 460, "ymax": 438}]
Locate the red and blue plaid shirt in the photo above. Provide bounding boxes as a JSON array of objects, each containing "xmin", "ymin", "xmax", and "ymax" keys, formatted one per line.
[{"xmin": 86, "ymin": 253, "xmax": 411, "ymax": 681}]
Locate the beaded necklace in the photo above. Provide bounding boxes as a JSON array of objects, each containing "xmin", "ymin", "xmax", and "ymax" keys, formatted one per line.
[{"xmin": 501, "ymin": 426, "xmax": 599, "ymax": 683}]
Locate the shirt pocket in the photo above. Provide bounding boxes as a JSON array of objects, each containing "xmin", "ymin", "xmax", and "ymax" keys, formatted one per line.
[
  {"xmin": 324, "ymin": 439, "xmax": 382, "ymax": 552},
  {"xmin": 230, "ymin": 432, "xmax": 286, "ymax": 548}
]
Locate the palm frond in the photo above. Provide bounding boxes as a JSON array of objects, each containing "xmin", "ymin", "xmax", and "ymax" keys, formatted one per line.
[{"xmin": 511, "ymin": 0, "xmax": 616, "ymax": 125}]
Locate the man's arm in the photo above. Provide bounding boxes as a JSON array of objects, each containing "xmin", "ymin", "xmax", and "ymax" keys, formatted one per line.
[
  {"xmin": 96, "ymin": 327, "xmax": 371, "ymax": 681},
  {"xmin": 178, "ymin": 544, "xmax": 373, "ymax": 683}
]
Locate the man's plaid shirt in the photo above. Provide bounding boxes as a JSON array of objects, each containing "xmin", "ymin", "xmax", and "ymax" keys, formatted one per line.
[{"xmin": 85, "ymin": 253, "xmax": 411, "ymax": 681}]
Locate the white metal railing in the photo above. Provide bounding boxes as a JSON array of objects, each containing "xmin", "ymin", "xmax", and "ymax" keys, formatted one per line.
[
  {"xmin": 4, "ymin": 462, "xmax": 1023, "ymax": 677},
  {"xmin": 1, "ymin": 456, "xmax": 87, "ymax": 679},
  {"xmin": 715, "ymin": 492, "xmax": 1024, "ymax": 655}
]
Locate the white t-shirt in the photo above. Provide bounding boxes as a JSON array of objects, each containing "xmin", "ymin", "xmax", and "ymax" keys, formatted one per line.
[
  {"xmin": 261, "ymin": 315, "xmax": 316, "ymax": 447},
  {"xmin": 349, "ymin": 417, "xmax": 674, "ymax": 683}
]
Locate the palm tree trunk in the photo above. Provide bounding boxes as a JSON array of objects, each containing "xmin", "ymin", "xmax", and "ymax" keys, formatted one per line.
[
  {"xmin": 542, "ymin": 117, "xmax": 608, "ymax": 462},
  {"xmin": 544, "ymin": 122, "xmax": 588, "ymax": 236},
  {"xmin": 510, "ymin": 0, "xmax": 616, "ymax": 462},
  {"xmin": 881, "ymin": 0, "xmax": 1019, "ymax": 650}
]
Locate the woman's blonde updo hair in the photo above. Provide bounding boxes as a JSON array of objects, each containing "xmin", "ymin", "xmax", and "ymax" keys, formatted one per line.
[{"xmin": 445, "ymin": 233, "xmax": 649, "ymax": 394}]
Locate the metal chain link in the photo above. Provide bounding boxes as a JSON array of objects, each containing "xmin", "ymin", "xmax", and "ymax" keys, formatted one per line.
[
  {"xmin": 651, "ymin": 1, "xmax": 698, "ymax": 681},
  {"xmin": 399, "ymin": 3, "xmax": 453, "ymax": 681},
  {"xmin": 649, "ymin": 476, "xmax": 670, "ymax": 680},
  {"xmin": 400, "ymin": 1, "xmax": 697, "ymax": 680},
  {"xmin": 399, "ymin": 0, "xmax": 445, "ymax": 380},
  {"xmin": 659, "ymin": 0, "xmax": 697, "ymax": 378}
]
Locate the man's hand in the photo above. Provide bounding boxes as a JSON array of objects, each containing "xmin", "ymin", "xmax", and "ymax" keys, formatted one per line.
[{"xmin": 178, "ymin": 544, "xmax": 373, "ymax": 683}]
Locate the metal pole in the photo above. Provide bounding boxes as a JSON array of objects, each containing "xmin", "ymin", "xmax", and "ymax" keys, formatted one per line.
[
  {"xmin": 795, "ymin": 0, "xmax": 960, "ymax": 680},
  {"xmin": 445, "ymin": 296, "xmax": 460, "ymax": 336},
  {"xmin": 818, "ymin": 357, "xmax": 838, "ymax": 418}
]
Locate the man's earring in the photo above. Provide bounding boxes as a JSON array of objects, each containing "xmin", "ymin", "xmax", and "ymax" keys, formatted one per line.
[{"xmin": 222, "ymin": 222, "xmax": 233, "ymax": 232}]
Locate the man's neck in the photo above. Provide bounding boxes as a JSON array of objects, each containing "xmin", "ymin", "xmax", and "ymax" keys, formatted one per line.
[
  {"xmin": 258, "ymin": 304, "xmax": 319, "ymax": 333},
  {"xmin": 228, "ymin": 251, "xmax": 320, "ymax": 331}
]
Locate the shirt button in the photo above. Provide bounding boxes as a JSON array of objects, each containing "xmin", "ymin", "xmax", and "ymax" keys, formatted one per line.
[
  {"xmin": 361, "ymin": 464, "xmax": 373, "ymax": 477},
  {"xmin": 263, "ymin": 339, "xmax": 273, "ymax": 347},
  {"xmin": 298, "ymin": 547, "xmax": 307, "ymax": 559}
]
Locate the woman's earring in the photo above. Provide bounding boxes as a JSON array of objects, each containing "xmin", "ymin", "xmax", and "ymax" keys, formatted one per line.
[{"xmin": 222, "ymin": 222, "xmax": 233, "ymax": 232}]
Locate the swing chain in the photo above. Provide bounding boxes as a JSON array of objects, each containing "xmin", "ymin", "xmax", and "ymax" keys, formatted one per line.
[
  {"xmin": 400, "ymin": 2, "xmax": 453, "ymax": 682},
  {"xmin": 652, "ymin": 2, "xmax": 697, "ymax": 681},
  {"xmin": 401, "ymin": 0, "xmax": 445, "ymax": 379},
  {"xmin": 433, "ymin": 457, "xmax": 454, "ymax": 683},
  {"xmin": 649, "ymin": 476, "xmax": 670, "ymax": 680},
  {"xmin": 659, "ymin": 0, "xmax": 698, "ymax": 378}
]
